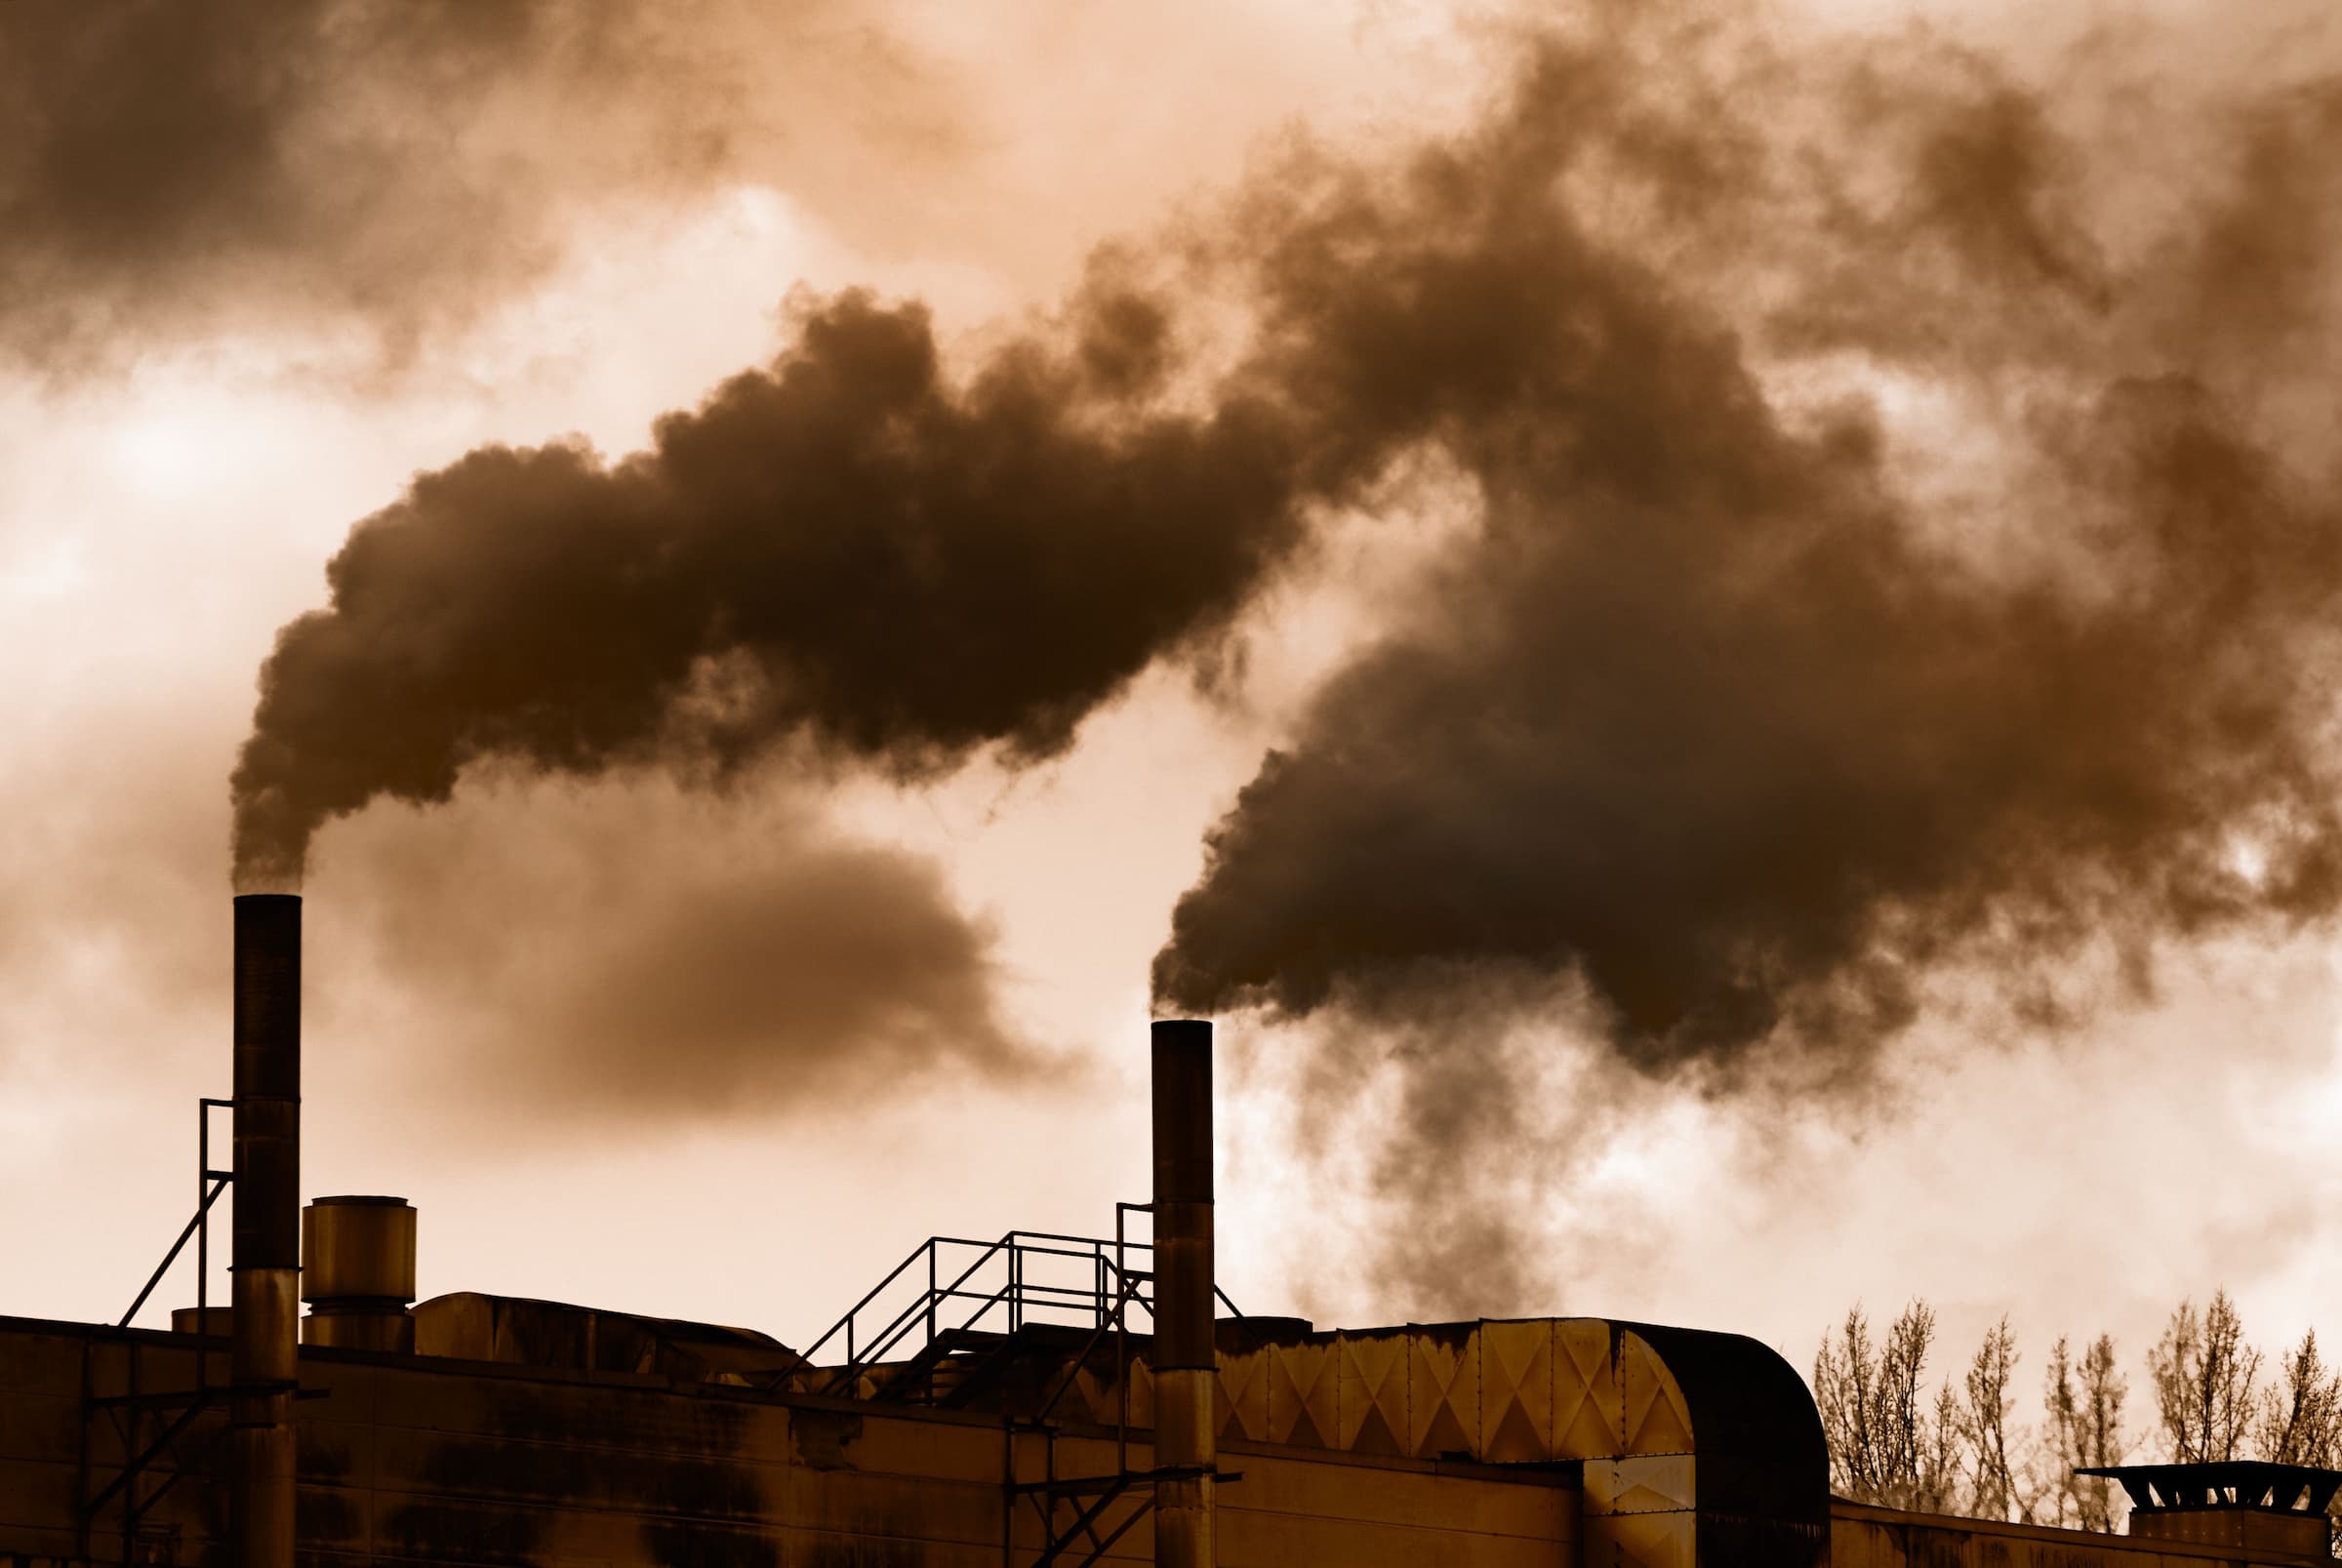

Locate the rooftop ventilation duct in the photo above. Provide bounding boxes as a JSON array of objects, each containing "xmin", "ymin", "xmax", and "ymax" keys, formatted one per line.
[
  {"xmin": 303, "ymin": 1195, "xmax": 417, "ymax": 1352},
  {"xmin": 2082, "ymin": 1462, "xmax": 2342, "ymax": 1561}
]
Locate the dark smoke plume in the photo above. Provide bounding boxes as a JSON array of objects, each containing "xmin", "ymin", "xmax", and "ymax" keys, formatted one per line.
[
  {"xmin": 318, "ymin": 768, "xmax": 1030, "ymax": 1121},
  {"xmin": 1155, "ymin": 20, "xmax": 2342, "ymax": 1079},
  {"xmin": 231, "ymin": 1, "xmax": 2342, "ymax": 1140},
  {"xmin": 232, "ymin": 288, "xmax": 1300, "ymax": 887},
  {"xmin": 0, "ymin": 0, "xmax": 956, "ymax": 369}
]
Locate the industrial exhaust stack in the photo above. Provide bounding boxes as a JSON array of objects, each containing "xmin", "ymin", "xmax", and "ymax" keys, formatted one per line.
[
  {"xmin": 231, "ymin": 894, "xmax": 300, "ymax": 1568},
  {"xmin": 1151, "ymin": 1018, "xmax": 1215, "ymax": 1568}
]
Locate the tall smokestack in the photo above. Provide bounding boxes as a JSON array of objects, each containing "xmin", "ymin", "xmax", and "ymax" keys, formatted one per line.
[
  {"xmin": 231, "ymin": 894, "xmax": 300, "ymax": 1568},
  {"xmin": 1151, "ymin": 1019, "xmax": 1215, "ymax": 1568}
]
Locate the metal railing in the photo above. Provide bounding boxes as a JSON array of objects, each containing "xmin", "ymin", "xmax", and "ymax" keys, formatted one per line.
[
  {"xmin": 802, "ymin": 1218, "xmax": 1242, "ymax": 1402},
  {"xmin": 78, "ymin": 1096, "xmax": 235, "ymax": 1566},
  {"xmin": 803, "ymin": 1228, "xmax": 1147, "ymax": 1398},
  {"xmin": 118, "ymin": 1098, "xmax": 232, "ymax": 1333},
  {"xmin": 803, "ymin": 1209, "xmax": 1255, "ymax": 1566}
]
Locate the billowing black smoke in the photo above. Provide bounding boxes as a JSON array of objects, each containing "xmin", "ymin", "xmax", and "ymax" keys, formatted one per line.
[
  {"xmin": 229, "ymin": 9, "xmax": 2342, "ymax": 1159},
  {"xmin": 232, "ymin": 286, "xmax": 1300, "ymax": 886},
  {"xmin": 1153, "ymin": 27, "xmax": 2342, "ymax": 1072}
]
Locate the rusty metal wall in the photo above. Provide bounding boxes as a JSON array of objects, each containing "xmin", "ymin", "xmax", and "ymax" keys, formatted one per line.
[
  {"xmin": 13, "ymin": 1315, "xmax": 2321, "ymax": 1567},
  {"xmin": 0, "ymin": 1324, "xmax": 227, "ymax": 1562},
  {"xmin": 0, "ymin": 1315, "xmax": 1572, "ymax": 1568},
  {"xmin": 1086, "ymin": 1319, "xmax": 1681, "ymax": 1464},
  {"xmin": 1077, "ymin": 1316, "xmax": 1820, "ymax": 1568},
  {"xmin": 411, "ymin": 1292, "xmax": 804, "ymax": 1386},
  {"xmin": 1831, "ymin": 1501, "xmax": 2331, "ymax": 1567}
]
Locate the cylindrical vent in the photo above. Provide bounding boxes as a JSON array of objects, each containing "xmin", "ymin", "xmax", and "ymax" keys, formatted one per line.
[
  {"xmin": 231, "ymin": 893, "xmax": 301, "ymax": 1568},
  {"xmin": 303, "ymin": 1196, "xmax": 416, "ymax": 1302},
  {"xmin": 303, "ymin": 1196, "xmax": 417, "ymax": 1352},
  {"xmin": 172, "ymin": 1306, "xmax": 233, "ymax": 1337},
  {"xmin": 1151, "ymin": 1018, "xmax": 1215, "ymax": 1568}
]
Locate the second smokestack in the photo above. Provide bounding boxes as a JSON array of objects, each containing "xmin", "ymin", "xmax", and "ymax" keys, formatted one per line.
[
  {"xmin": 231, "ymin": 894, "xmax": 300, "ymax": 1568},
  {"xmin": 1151, "ymin": 1018, "xmax": 1214, "ymax": 1568}
]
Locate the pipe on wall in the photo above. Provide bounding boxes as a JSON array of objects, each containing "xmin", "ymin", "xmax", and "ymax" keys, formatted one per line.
[
  {"xmin": 1151, "ymin": 1018, "xmax": 1215, "ymax": 1568},
  {"xmin": 231, "ymin": 894, "xmax": 300, "ymax": 1568}
]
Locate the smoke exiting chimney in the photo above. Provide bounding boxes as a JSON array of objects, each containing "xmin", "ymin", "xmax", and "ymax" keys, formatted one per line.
[
  {"xmin": 1151, "ymin": 1018, "xmax": 1215, "ymax": 1568},
  {"xmin": 231, "ymin": 894, "xmax": 300, "ymax": 1568}
]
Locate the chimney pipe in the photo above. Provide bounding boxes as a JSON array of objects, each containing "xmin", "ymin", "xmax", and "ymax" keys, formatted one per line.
[
  {"xmin": 1151, "ymin": 1019, "xmax": 1215, "ymax": 1568},
  {"xmin": 231, "ymin": 894, "xmax": 300, "ymax": 1568}
]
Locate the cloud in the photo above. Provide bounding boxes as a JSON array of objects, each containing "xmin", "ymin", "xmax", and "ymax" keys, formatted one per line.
[
  {"xmin": 0, "ymin": 0, "xmax": 966, "ymax": 373},
  {"xmin": 314, "ymin": 764, "xmax": 1038, "ymax": 1122}
]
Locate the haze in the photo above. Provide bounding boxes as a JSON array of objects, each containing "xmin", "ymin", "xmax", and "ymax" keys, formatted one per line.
[{"xmin": 4, "ymin": 0, "xmax": 2339, "ymax": 1402}]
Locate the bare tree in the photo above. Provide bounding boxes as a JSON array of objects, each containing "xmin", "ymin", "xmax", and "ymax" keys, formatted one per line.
[
  {"xmin": 1816, "ymin": 1306, "xmax": 1882, "ymax": 1500},
  {"xmin": 2254, "ymin": 1329, "xmax": 2342, "ymax": 1467},
  {"xmin": 1817, "ymin": 1294, "xmax": 2342, "ymax": 1541},
  {"xmin": 1874, "ymin": 1291, "xmax": 1929, "ymax": 1507},
  {"xmin": 1877, "ymin": 1301, "xmax": 1939, "ymax": 1507},
  {"xmin": 2041, "ymin": 1333, "xmax": 2129, "ymax": 1531},
  {"xmin": 2078, "ymin": 1335, "xmax": 2131, "ymax": 1529},
  {"xmin": 2252, "ymin": 1330, "xmax": 2342, "ymax": 1553},
  {"xmin": 2040, "ymin": 1337, "xmax": 2082, "ymax": 1528},
  {"xmin": 1917, "ymin": 1379, "xmax": 1965, "ymax": 1513},
  {"xmin": 1816, "ymin": 1300, "xmax": 1941, "ymax": 1508},
  {"xmin": 2150, "ymin": 1290, "xmax": 2262, "ymax": 1464},
  {"xmin": 1964, "ymin": 1315, "xmax": 2033, "ymax": 1522}
]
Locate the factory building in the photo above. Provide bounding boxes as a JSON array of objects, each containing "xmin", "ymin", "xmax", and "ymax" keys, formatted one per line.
[{"xmin": 2, "ymin": 896, "xmax": 2334, "ymax": 1566}]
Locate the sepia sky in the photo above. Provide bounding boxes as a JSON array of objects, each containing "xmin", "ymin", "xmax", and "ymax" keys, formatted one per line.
[{"xmin": 6, "ymin": 0, "xmax": 2342, "ymax": 1412}]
